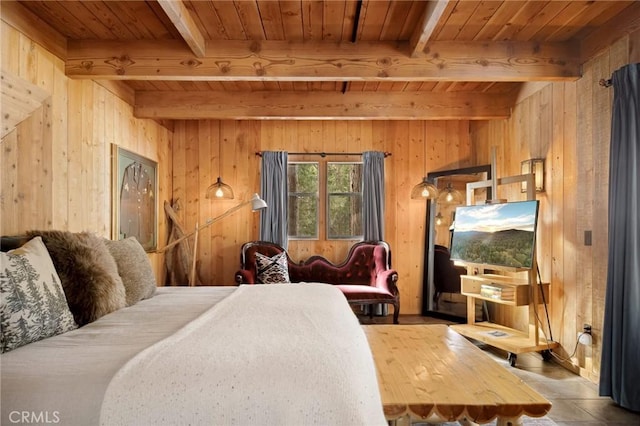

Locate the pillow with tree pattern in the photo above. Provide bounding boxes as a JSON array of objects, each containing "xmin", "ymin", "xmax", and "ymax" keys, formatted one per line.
[{"xmin": 0, "ymin": 237, "xmax": 77, "ymax": 353}]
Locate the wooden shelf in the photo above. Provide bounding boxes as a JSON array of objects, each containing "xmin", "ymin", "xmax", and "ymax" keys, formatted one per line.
[
  {"xmin": 459, "ymin": 262, "xmax": 532, "ymax": 274},
  {"xmin": 455, "ymin": 270, "xmax": 556, "ymax": 364},
  {"xmin": 461, "ymin": 274, "xmax": 550, "ymax": 307},
  {"xmin": 450, "ymin": 323, "xmax": 558, "ymax": 355}
]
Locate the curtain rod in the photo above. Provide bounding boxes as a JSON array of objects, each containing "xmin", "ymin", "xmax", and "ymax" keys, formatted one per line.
[
  {"xmin": 256, "ymin": 151, "xmax": 392, "ymax": 158},
  {"xmin": 599, "ymin": 78, "xmax": 612, "ymax": 88}
]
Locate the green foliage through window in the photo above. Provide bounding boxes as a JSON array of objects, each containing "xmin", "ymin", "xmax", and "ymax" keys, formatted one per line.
[
  {"xmin": 287, "ymin": 161, "xmax": 363, "ymax": 240},
  {"xmin": 327, "ymin": 163, "xmax": 362, "ymax": 239},
  {"xmin": 288, "ymin": 163, "xmax": 318, "ymax": 238}
]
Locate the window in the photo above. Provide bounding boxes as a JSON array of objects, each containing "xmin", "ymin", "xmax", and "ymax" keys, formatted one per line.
[
  {"xmin": 327, "ymin": 162, "xmax": 363, "ymax": 238},
  {"xmin": 287, "ymin": 161, "xmax": 363, "ymax": 240},
  {"xmin": 287, "ymin": 162, "xmax": 319, "ymax": 238}
]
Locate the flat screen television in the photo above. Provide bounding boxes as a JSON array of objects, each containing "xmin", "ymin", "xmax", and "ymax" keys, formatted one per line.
[{"xmin": 449, "ymin": 200, "xmax": 540, "ymax": 269}]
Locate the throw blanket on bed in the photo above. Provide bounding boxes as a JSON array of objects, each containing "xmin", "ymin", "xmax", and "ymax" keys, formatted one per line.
[{"xmin": 99, "ymin": 283, "xmax": 386, "ymax": 426}]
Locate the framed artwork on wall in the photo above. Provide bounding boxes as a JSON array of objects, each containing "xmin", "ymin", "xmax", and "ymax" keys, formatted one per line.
[{"xmin": 111, "ymin": 144, "xmax": 157, "ymax": 252}]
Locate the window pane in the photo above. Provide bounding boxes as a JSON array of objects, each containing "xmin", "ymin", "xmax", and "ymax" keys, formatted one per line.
[
  {"xmin": 328, "ymin": 194, "xmax": 362, "ymax": 239},
  {"xmin": 287, "ymin": 162, "xmax": 318, "ymax": 238},
  {"xmin": 328, "ymin": 163, "xmax": 362, "ymax": 192},
  {"xmin": 288, "ymin": 163, "xmax": 318, "ymax": 192},
  {"xmin": 327, "ymin": 162, "xmax": 363, "ymax": 239},
  {"xmin": 288, "ymin": 195, "xmax": 318, "ymax": 238}
]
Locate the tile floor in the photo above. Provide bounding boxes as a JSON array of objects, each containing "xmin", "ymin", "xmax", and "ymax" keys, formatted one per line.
[{"xmin": 358, "ymin": 313, "xmax": 640, "ymax": 425}]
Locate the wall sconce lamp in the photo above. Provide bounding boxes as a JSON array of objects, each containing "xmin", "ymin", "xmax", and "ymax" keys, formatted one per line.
[
  {"xmin": 438, "ymin": 181, "xmax": 463, "ymax": 205},
  {"xmin": 411, "ymin": 177, "xmax": 439, "ymax": 200},
  {"xmin": 435, "ymin": 212, "xmax": 444, "ymax": 226},
  {"xmin": 521, "ymin": 158, "xmax": 545, "ymax": 193}
]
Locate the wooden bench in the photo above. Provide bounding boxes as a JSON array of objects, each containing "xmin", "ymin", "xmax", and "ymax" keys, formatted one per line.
[{"xmin": 363, "ymin": 324, "xmax": 551, "ymax": 425}]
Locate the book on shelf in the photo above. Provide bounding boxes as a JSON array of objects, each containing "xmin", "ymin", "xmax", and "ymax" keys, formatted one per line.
[{"xmin": 480, "ymin": 284, "xmax": 515, "ymax": 301}]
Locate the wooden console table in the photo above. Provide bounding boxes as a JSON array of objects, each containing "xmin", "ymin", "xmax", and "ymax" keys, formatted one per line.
[{"xmin": 363, "ymin": 324, "xmax": 551, "ymax": 425}]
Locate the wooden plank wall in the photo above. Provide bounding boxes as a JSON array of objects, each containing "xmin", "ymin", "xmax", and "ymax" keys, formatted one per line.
[
  {"xmin": 6, "ymin": 5, "xmax": 636, "ymax": 386},
  {"xmin": 0, "ymin": 20, "xmax": 172, "ymax": 282},
  {"xmin": 469, "ymin": 33, "xmax": 636, "ymax": 382},
  {"xmin": 171, "ymin": 120, "xmax": 474, "ymax": 315}
]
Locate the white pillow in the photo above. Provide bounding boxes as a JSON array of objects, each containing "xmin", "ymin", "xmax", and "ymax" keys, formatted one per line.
[
  {"xmin": 255, "ymin": 252, "xmax": 291, "ymax": 284},
  {"xmin": 0, "ymin": 236, "xmax": 77, "ymax": 353}
]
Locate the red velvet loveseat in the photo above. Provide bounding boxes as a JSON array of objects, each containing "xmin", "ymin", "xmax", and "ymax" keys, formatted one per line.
[{"xmin": 235, "ymin": 240, "xmax": 400, "ymax": 324}]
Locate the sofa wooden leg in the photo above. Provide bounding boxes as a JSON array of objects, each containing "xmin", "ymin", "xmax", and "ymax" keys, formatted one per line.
[{"xmin": 393, "ymin": 302, "xmax": 399, "ymax": 324}]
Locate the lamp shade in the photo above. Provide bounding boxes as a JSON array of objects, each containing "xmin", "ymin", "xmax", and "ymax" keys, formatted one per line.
[
  {"xmin": 250, "ymin": 193, "xmax": 268, "ymax": 211},
  {"xmin": 438, "ymin": 183, "xmax": 463, "ymax": 205},
  {"xmin": 411, "ymin": 177, "xmax": 439, "ymax": 200},
  {"xmin": 206, "ymin": 177, "xmax": 234, "ymax": 199}
]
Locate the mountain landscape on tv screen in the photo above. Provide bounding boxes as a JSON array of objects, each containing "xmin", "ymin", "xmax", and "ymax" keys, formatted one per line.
[{"xmin": 451, "ymin": 228, "xmax": 535, "ymax": 268}]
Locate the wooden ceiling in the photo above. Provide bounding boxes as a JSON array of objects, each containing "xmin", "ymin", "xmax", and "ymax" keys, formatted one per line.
[{"xmin": 7, "ymin": 1, "xmax": 640, "ymax": 120}]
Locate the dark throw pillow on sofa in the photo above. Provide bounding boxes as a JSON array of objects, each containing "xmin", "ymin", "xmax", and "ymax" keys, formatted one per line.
[
  {"xmin": 26, "ymin": 230, "xmax": 126, "ymax": 326},
  {"xmin": 104, "ymin": 237, "xmax": 157, "ymax": 306}
]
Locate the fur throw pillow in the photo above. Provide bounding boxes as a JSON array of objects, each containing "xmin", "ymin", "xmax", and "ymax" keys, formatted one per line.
[
  {"xmin": 26, "ymin": 230, "xmax": 126, "ymax": 326},
  {"xmin": 104, "ymin": 237, "xmax": 157, "ymax": 306}
]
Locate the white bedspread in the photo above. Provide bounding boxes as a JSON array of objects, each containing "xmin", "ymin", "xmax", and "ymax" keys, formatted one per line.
[
  {"xmin": 99, "ymin": 283, "xmax": 386, "ymax": 426},
  {"xmin": 0, "ymin": 286, "xmax": 235, "ymax": 426}
]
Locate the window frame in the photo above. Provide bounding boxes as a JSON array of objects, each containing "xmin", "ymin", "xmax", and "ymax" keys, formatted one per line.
[
  {"xmin": 326, "ymin": 161, "xmax": 364, "ymax": 240},
  {"xmin": 287, "ymin": 161, "xmax": 320, "ymax": 240},
  {"xmin": 287, "ymin": 157, "xmax": 363, "ymax": 241}
]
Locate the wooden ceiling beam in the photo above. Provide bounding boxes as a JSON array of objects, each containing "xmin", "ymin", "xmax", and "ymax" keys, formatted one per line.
[
  {"xmin": 156, "ymin": 0, "xmax": 206, "ymax": 58},
  {"xmin": 66, "ymin": 40, "xmax": 580, "ymax": 82},
  {"xmin": 134, "ymin": 91, "xmax": 513, "ymax": 120},
  {"xmin": 409, "ymin": 0, "xmax": 450, "ymax": 57}
]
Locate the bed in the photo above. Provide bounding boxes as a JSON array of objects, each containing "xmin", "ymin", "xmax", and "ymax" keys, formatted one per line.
[
  {"xmin": 0, "ymin": 233, "xmax": 386, "ymax": 426},
  {"xmin": 1, "ymin": 285, "xmax": 386, "ymax": 425}
]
